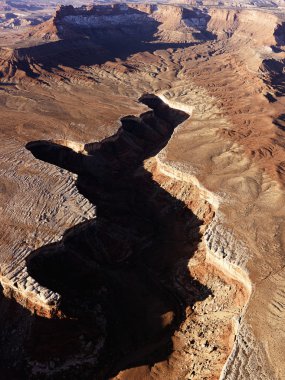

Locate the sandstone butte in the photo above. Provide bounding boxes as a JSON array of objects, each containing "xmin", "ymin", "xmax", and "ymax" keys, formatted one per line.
[{"xmin": 0, "ymin": 2, "xmax": 285, "ymax": 380}]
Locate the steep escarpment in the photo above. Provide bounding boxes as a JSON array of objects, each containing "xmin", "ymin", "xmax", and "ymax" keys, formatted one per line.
[
  {"xmin": 1, "ymin": 95, "xmax": 192, "ymax": 377},
  {"xmin": 206, "ymin": 8, "xmax": 285, "ymax": 105},
  {"xmin": 152, "ymin": 81, "xmax": 285, "ymax": 379},
  {"xmin": 1, "ymin": 3, "xmax": 285, "ymax": 380},
  {"xmin": 208, "ymin": 8, "xmax": 280, "ymax": 45},
  {"xmin": 52, "ymin": 4, "xmax": 214, "ymax": 43},
  {"xmin": 0, "ymin": 4, "xmax": 216, "ymax": 80},
  {"xmin": 0, "ymin": 95, "xmax": 248, "ymax": 379},
  {"xmin": 2, "ymin": 4, "xmax": 283, "ymax": 82}
]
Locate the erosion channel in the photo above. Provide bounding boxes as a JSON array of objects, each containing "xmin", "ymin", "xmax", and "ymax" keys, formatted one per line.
[{"xmin": 2, "ymin": 94, "xmax": 249, "ymax": 379}]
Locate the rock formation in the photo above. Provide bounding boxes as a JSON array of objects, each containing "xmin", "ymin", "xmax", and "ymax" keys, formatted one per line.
[{"xmin": 0, "ymin": 2, "xmax": 285, "ymax": 380}]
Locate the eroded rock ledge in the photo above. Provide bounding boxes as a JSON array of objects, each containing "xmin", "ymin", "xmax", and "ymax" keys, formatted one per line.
[{"xmin": 1, "ymin": 94, "xmax": 249, "ymax": 379}]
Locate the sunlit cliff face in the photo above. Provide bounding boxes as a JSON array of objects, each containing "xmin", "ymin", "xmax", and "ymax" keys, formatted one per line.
[{"xmin": 0, "ymin": 2, "xmax": 285, "ymax": 380}]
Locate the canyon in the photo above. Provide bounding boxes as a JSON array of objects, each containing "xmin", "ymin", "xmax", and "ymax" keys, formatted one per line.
[{"xmin": 0, "ymin": 2, "xmax": 285, "ymax": 380}]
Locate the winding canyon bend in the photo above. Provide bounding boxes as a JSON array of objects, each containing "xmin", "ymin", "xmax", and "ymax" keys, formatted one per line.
[{"xmin": 0, "ymin": 2, "xmax": 285, "ymax": 380}]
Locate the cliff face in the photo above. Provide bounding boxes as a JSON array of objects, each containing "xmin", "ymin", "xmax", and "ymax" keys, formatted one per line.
[
  {"xmin": 1, "ymin": 3, "xmax": 284, "ymax": 82},
  {"xmin": 0, "ymin": 4, "xmax": 216, "ymax": 81},
  {"xmin": 51, "ymin": 4, "xmax": 214, "ymax": 43},
  {"xmin": 14, "ymin": 95, "xmax": 247, "ymax": 379},
  {"xmin": 1, "ymin": 2, "xmax": 285, "ymax": 380}
]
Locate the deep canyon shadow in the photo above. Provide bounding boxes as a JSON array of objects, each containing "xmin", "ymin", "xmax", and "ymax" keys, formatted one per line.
[
  {"xmin": 24, "ymin": 94, "xmax": 211, "ymax": 379},
  {"xmin": 19, "ymin": 7, "xmax": 215, "ymax": 72}
]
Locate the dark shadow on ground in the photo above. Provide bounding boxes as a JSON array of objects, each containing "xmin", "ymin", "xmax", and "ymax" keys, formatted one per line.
[
  {"xmin": 22, "ymin": 94, "xmax": 212, "ymax": 379},
  {"xmin": 0, "ymin": 82, "xmax": 17, "ymax": 86},
  {"xmin": 273, "ymin": 113, "xmax": 285, "ymax": 131},
  {"xmin": 261, "ymin": 58, "xmax": 285, "ymax": 97},
  {"xmin": 16, "ymin": 6, "xmax": 216, "ymax": 73},
  {"xmin": 18, "ymin": 40, "xmax": 198, "ymax": 72}
]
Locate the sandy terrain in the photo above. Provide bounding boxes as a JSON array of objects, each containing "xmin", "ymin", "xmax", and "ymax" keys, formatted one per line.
[{"xmin": 0, "ymin": 3, "xmax": 285, "ymax": 380}]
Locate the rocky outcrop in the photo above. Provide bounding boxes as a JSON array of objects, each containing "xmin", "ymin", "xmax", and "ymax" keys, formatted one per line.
[
  {"xmin": 0, "ymin": 3, "xmax": 217, "ymax": 81},
  {"xmin": 1, "ymin": 263, "xmax": 60, "ymax": 317},
  {"xmin": 1, "ymin": 2, "xmax": 285, "ymax": 379},
  {"xmin": 52, "ymin": 4, "xmax": 213, "ymax": 43},
  {"xmin": 11, "ymin": 94, "xmax": 248, "ymax": 379}
]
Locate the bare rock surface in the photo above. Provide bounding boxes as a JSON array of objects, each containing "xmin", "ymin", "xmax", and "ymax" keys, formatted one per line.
[{"xmin": 0, "ymin": 3, "xmax": 285, "ymax": 380}]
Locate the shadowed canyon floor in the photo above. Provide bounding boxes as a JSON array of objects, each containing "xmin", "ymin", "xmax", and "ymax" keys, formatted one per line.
[
  {"xmin": 0, "ymin": 95, "xmax": 248, "ymax": 379},
  {"xmin": 25, "ymin": 96, "xmax": 207, "ymax": 378},
  {"xmin": 1, "ymin": 3, "xmax": 285, "ymax": 380}
]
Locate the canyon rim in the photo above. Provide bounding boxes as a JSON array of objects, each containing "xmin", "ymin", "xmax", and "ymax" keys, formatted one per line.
[{"xmin": 1, "ymin": 1, "xmax": 285, "ymax": 379}]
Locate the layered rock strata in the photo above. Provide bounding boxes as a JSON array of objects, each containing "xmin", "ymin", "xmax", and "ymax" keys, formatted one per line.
[{"xmin": 10, "ymin": 95, "xmax": 248, "ymax": 379}]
